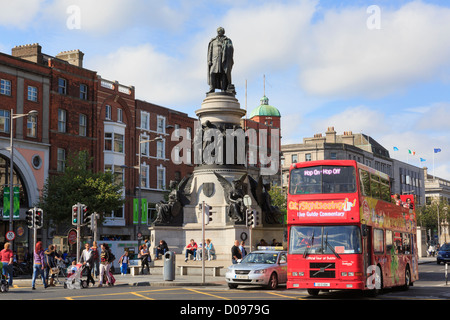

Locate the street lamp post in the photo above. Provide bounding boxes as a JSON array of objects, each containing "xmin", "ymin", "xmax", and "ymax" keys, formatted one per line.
[
  {"xmin": 8, "ymin": 109, "xmax": 38, "ymax": 249},
  {"xmin": 137, "ymin": 135, "xmax": 162, "ymax": 248}
]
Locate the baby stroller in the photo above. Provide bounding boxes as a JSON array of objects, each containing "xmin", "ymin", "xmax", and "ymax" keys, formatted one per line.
[{"xmin": 64, "ymin": 263, "xmax": 88, "ymax": 289}]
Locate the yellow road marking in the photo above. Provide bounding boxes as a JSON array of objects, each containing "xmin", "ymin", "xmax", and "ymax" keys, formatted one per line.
[
  {"xmin": 185, "ymin": 288, "xmax": 231, "ymax": 300},
  {"xmin": 131, "ymin": 292, "xmax": 155, "ymax": 300},
  {"xmin": 266, "ymin": 291, "xmax": 307, "ymax": 300}
]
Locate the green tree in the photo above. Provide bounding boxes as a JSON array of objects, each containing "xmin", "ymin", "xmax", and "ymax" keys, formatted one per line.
[
  {"xmin": 39, "ymin": 150, "xmax": 124, "ymax": 227},
  {"xmin": 417, "ymin": 199, "xmax": 450, "ymax": 237},
  {"xmin": 268, "ymin": 185, "xmax": 287, "ymax": 215}
]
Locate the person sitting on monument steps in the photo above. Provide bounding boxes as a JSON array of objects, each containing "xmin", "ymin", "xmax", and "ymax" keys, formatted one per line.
[
  {"xmin": 155, "ymin": 240, "xmax": 169, "ymax": 260},
  {"xmin": 185, "ymin": 239, "xmax": 198, "ymax": 262}
]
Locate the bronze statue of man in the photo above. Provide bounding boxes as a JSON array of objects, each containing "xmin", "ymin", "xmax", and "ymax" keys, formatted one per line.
[{"xmin": 207, "ymin": 27, "xmax": 234, "ymax": 94}]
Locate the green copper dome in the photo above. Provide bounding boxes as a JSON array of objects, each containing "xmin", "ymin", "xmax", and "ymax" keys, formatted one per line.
[{"xmin": 249, "ymin": 96, "xmax": 281, "ymax": 118}]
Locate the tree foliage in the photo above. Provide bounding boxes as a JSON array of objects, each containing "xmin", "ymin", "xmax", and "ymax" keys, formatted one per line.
[{"xmin": 39, "ymin": 151, "xmax": 124, "ymax": 227}]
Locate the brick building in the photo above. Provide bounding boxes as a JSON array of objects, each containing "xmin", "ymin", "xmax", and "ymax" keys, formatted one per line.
[
  {"xmin": 0, "ymin": 45, "xmax": 51, "ymax": 259},
  {"xmin": 135, "ymin": 99, "xmax": 196, "ymax": 226},
  {"xmin": 1, "ymin": 43, "xmax": 198, "ymax": 250}
]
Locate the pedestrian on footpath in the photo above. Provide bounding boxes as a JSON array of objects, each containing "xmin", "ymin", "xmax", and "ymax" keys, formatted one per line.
[
  {"xmin": 139, "ymin": 244, "xmax": 150, "ymax": 275},
  {"xmin": 231, "ymin": 240, "xmax": 242, "ymax": 264},
  {"xmin": 91, "ymin": 241, "xmax": 100, "ymax": 279},
  {"xmin": 32, "ymin": 241, "xmax": 47, "ymax": 290},
  {"xmin": 119, "ymin": 250, "xmax": 129, "ymax": 275},
  {"xmin": 0, "ymin": 242, "xmax": 14, "ymax": 287},
  {"xmin": 98, "ymin": 243, "xmax": 113, "ymax": 287},
  {"xmin": 80, "ymin": 243, "xmax": 95, "ymax": 287}
]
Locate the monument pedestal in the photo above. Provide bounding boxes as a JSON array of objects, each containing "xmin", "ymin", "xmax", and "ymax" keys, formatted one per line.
[{"xmin": 149, "ymin": 92, "xmax": 284, "ymax": 260}]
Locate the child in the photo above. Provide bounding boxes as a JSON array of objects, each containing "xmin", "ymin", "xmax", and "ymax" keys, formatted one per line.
[{"xmin": 67, "ymin": 260, "xmax": 77, "ymax": 276}]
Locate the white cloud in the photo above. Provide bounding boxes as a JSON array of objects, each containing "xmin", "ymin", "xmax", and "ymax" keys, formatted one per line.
[
  {"xmin": 88, "ymin": 44, "xmax": 203, "ymax": 108},
  {"xmin": 298, "ymin": 1, "xmax": 450, "ymax": 98},
  {"xmin": 0, "ymin": 0, "xmax": 43, "ymax": 29},
  {"xmin": 42, "ymin": 0, "xmax": 186, "ymax": 34}
]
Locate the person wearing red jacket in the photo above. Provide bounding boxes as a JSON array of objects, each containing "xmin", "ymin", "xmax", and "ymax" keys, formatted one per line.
[{"xmin": 184, "ymin": 239, "xmax": 197, "ymax": 262}]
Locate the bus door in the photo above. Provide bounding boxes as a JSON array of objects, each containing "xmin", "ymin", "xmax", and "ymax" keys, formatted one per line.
[{"xmin": 362, "ymin": 225, "xmax": 373, "ymax": 285}]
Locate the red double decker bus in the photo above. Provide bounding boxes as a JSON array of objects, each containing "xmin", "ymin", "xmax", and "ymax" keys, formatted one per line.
[{"xmin": 286, "ymin": 160, "xmax": 418, "ymax": 296}]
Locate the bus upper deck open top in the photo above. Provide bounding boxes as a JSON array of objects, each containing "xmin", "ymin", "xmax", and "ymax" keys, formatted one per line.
[{"xmin": 286, "ymin": 160, "xmax": 418, "ymax": 296}]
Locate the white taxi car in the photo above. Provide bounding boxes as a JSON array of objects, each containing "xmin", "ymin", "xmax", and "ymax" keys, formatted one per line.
[{"xmin": 225, "ymin": 249, "xmax": 287, "ymax": 289}]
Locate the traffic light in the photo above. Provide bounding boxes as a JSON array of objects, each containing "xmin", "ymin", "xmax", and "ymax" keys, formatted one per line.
[
  {"xmin": 246, "ymin": 209, "xmax": 254, "ymax": 227},
  {"xmin": 80, "ymin": 204, "xmax": 88, "ymax": 225},
  {"xmin": 253, "ymin": 210, "xmax": 260, "ymax": 228},
  {"xmin": 34, "ymin": 208, "xmax": 43, "ymax": 229},
  {"xmin": 26, "ymin": 209, "xmax": 34, "ymax": 229},
  {"xmin": 204, "ymin": 204, "xmax": 213, "ymax": 225},
  {"xmin": 72, "ymin": 204, "xmax": 79, "ymax": 225}
]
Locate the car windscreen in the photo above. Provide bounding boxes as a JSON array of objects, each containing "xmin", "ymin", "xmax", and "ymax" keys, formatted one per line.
[{"xmin": 241, "ymin": 252, "xmax": 279, "ymax": 264}]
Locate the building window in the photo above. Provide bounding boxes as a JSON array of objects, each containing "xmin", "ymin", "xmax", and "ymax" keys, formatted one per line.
[
  {"xmin": 174, "ymin": 124, "xmax": 180, "ymax": 138},
  {"xmin": 141, "ymin": 164, "xmax": 149, "ymax": 188},
  {"xmin": 27, "ymin": 114, "xmax": 37, "ymax": 137},
  {"xmin": 141, "ymin": 111, "xmax": 150, "ymax": 130},
  {"xmin": 57, "ymin": 148, "xmax": 66, "ymax": 172},
  {"xmin": 157, "ymin": 115, "xmax": 165, "ymax": 133},
  {"xmin": 80, "ymin": 84, "xmax": 88, "ymax": 100},
  {"xmin": 140, "ymin": 135, "xmax": 149, "ymax": 156},
  {"xmin": 0, "ymin": 79, "xmax": 11, "ymax": 96},
  {"xmin": 58, "ymin": 78, "xmax": 67, "ymax": 95},
  {"xmin": 187, "ymin": 127, "xmax": 192, "ymax": 140},
  {"xmin": 58, "ymin": 109, "xmax": 66, "ymax": 133},
  {"xmin": 104, "ymin": 132, "xmax": 124, "ymax": 153},
  {"xmin": 114, "ymin": 133, "xmax": 124, "ymax": 153},
  {"xmin": 157, "ymin": 166, "xmax": 166, "ymax": 190},
  {"xmin": 105, "ymin": 105, "xmax": 111, "ymax": 120},
  {"xmin": 117, "ymin": 108, "xmax": 123, "ymax": 122},
  {"xmin": 156, "ymin": 139, "xmax": 165, "ymax": 158},
  {"xmin": 27, "ymin": 86, "xmax": 38, "ymax": 102},
  {"xmin": 79, "ymin": 114, "xmax": 87, "ymax": 136},
  {"xmin": 0, "ymin": 110, "xmax": 10, "ymax": 133},
  {"xmin": 104, "ymin": 133, "xmax": 112, "ymax": 151},
  {"xmin": 291, "ymin": 154, "xmax": 298, "ymax": 163},
  {"xmin": 330, "ymin": 152, "xmax": 337, "ymax": 160},
  {"xmin": 305, "ymin": 153, "xmax": 312, "ymax": 161}
]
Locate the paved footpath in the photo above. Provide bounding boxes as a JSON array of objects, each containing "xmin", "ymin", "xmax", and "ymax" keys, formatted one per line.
[{"xmin": 10, "ymin": 257, "xmax": 436, "ymax": 289}]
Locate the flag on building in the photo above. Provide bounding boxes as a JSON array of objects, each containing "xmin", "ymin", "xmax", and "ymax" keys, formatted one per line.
[
  {"xmin": 420, "ymin": 158, "xmax": 426, "ymax": 162},
  {"xmin": 434, "ymin": 148, "xmax": 441, "ymax": 153},
  {"xmin": 393, "ymin": 146, "xmax": 399, "ymax": 151}
]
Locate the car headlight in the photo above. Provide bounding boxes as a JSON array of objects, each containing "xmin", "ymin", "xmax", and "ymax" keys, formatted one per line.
[{"xmin": 253, "ymin": 269, "xmax": 266, "ymax": 274}]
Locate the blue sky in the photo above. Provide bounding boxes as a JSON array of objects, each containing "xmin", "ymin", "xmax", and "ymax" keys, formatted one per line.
[{"xmin": 1, "ymin": 0, "xmax": 449, "ymax": 179}]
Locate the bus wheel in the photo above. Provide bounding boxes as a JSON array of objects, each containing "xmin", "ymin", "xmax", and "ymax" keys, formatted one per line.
[
  {"xmin": 307, "ymin": 289, "xmax": 320, "ymax": 296},
  {"xmin": 266, "ymin": 273, "xmax": 278, "ymax": 290},
  {"xmin": 403, "ymin": 267, "xmax": 411, "ymax": 290}
]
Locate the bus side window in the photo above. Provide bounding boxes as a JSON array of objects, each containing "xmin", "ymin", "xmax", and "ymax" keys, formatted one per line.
[
  {"xmin": 359, "ymin": 169, "xmax": 370, "ymax": 196},
  {"xmin": 386, "ymin": 230, "xmax": 393, "ymax": 254},
  {"xmin": 370, "ymin": 174, "xmax": 381, "ymax": 199}
]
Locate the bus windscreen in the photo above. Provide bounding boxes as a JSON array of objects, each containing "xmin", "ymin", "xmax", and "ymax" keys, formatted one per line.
[
  {"xmin": 289, "ymin": 225, "xmax": 362, "ymax": 255},
  {"xmin": 289, "ymin": 166, "xmax": 356, "ymax": 195}
]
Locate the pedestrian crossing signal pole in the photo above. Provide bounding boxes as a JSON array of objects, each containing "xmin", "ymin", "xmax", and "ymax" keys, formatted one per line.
[
  {"xmin": 201, "ymin": 201, "xmax": 206, "ymax": 285},
  {"xmin": 243, "ymin": 195, "xmax": 252, "ymax": 252}
]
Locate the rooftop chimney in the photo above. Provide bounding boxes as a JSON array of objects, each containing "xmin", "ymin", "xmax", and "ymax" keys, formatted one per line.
[
  {"xmin": 11, "ymin": 43, "xmax": 43, "ymax": 64},
  {"xmin": 56, "ymin": 49, "xmax": 84, "ymax": 67}
]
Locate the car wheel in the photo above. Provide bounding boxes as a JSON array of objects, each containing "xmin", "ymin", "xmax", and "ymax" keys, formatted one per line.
[{"xmin": 267, "ymin": 273, "xmax": 278, "ymax": 290}]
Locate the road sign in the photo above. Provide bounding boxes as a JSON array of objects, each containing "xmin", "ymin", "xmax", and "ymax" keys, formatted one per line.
[{"xmin": 6, "ymin": 231, "xmax": 15, "ymax": 241}]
